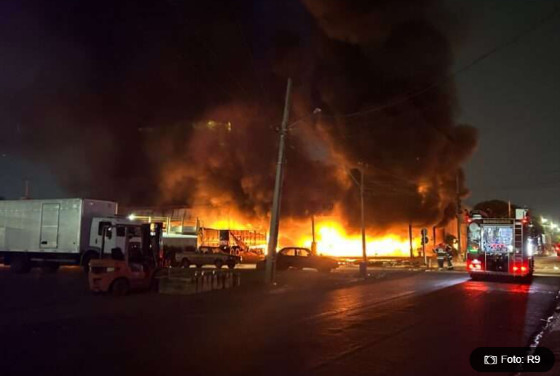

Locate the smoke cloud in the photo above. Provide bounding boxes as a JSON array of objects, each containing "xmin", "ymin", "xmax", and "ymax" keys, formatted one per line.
[{"xmin": 1, "ymin": 0, "xmax": 477, "ymax": 231}]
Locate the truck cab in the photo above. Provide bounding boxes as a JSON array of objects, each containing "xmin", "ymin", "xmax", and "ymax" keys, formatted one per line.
[
  {"xmin": 81, "ymin": 217, "xmax": 146, "ymax": 272},
  {"xmin": 88, "ymin": 222, "xmax": 163, "ymax": 295}
]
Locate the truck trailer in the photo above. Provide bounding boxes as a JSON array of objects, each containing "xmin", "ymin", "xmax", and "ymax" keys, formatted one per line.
[{"xmin": 0, "ymin": 198, "xmax": 133, "ymax": 273}]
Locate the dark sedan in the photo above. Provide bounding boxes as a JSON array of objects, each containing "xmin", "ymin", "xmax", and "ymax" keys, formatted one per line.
[{"xmin": 258, "ymin": 247, "xmax": 339, "ymax": 273}]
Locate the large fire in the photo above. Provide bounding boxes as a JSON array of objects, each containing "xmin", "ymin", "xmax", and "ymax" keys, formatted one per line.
[
  {"xmin": 297, "ymin": 220, "xmax": 418, "ymax": 258},
  {"xmin": 200, "ymin": 207, "xmax": 419, "ymax": 258}
]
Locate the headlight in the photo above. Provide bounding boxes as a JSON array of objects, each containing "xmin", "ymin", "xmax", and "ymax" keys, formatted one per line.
[{"xmin": 106, "ymin": 267, "xmax": 116, "ymax": 272}]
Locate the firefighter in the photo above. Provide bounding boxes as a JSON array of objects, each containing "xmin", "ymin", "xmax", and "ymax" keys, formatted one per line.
[
  {"xmin": 445, "ymin": 243, "xmax": 454, "ymax": 270},
  {"xmin": 434, "ymin": 243, "xmax": 447, "ymax": 270}
]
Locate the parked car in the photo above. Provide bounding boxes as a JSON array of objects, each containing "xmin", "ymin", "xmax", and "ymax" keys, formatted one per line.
[
  {"xmin": 174, "ymin": 246, "xmax": 241, "ymax": 269},
  {"xmin": 257, "ymin": 247, "xmax": 339, "ymax": 273}
]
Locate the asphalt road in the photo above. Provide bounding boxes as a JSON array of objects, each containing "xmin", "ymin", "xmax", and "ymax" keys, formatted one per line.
[{"xmin": 0, "ymin": 267, "xmax": 559, "ymax": 376}]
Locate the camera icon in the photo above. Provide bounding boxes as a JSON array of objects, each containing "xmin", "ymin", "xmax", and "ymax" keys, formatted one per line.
[{"xmin": 484, "ymin": 356, "xmax": 498, "ymax": 365}]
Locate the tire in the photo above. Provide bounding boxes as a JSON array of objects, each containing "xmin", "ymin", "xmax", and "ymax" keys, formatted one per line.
[
  {"xmin": 168, "ymin": 251, "xmax": 179, "ymax": 267},
  {"xmin": 40, "ymin": 262, "xmax": 60, "ymax": 274},
  {"xmin": 10, "ymin": 254, "xmax": 31, "ymax": 274},
  {"xmin": 111, "ymin": 278, "xmax": 130, "ymax": 296},
  {"xmin": 227, "ymin": 262, "xmax": 236, "ymax": 270},
  {"xmin": 521, "ymin": 274, "xmax": 533, "ymax": 284},
  {"xmin": 150, "ymin": 275, "xmax": 160, "ymax": 292},
  {"xmin": 180, "ymin": 259, "xmax": 191, "ymax": 269},
  {"xmin": 215, "ymin": 259, "xmax": 224, "ymax": 269},
  {"xmin": 82, "ymin": 251, "xmax": 99, "ymax": 274}
]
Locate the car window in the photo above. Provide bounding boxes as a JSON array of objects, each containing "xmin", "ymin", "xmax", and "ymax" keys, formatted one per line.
[
  {"xmin": 98, "ymin": 221, "xmax": 111, "ymax": 235},
  {"xmin": 126, "ymin": 226, "xmax": 141, "ymax": 238},
  {"xmin": 297, "ymin": 249, "xmax": 310, "ymax": 257},
  {"xmin": 282, "ymin": 248, "xmax": 296, "ymax": 256}
]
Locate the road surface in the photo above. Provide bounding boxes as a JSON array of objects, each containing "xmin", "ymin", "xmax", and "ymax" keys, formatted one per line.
[{"xmin": 0, "ymin": 267, "xmax": 558, "ymax": 376}]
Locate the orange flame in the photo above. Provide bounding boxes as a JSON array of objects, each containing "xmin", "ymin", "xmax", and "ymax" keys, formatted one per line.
[
  {"xmin": 296, "ymin": 219, "xmax": 418, "ymax": 257},
  {"xmin": 191, "ymin": 205, "xmax": 419, "ymax": 258}
]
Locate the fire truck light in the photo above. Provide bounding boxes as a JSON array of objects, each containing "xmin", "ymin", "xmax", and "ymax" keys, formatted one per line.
[
  {"xmin": 469, "ymin": 262, "xmax": 481, "ymax": 270},
  {"xmin": 128, "ymin": 214, "xmax": 136, "ymax": 221},
  {"xmin": 472, "ymin": 259, "xmax": 481, "ymax": 264},
  {"xmin": 513, "ymin": 266, "xmax": 519, "ymax": 272},
  {"xmin": 521, "ymin": 266, "xmax": 527, "ymax": 272}
]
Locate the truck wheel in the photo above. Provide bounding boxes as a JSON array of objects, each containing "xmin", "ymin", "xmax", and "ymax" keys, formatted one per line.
[
  {"xmin": 111, "ymin": 278, "xmax": 130, "ymax": 296},
  {"xmin": 40, "ymin": 262, "xmax": 60, "ymax": 274},
  {"xmin": 180, "ymin": 259, "xmax": 191, "ymax": 269},
  {"xmin": 521, "ymin": 274, "xmax": 533, "ymax": 284},
  {"xmin": 150, "ymin": 276, "xmax": 160, "ymax": 292},
  {"xmin": 82, "ymin": 252, "xmax": 99, "ymax": 274},
  {"xmin": 10, "ymin": 254, "xmax": 31, "ymax": 274},
  {"xmin": 168, "ymin": 251, "xmax": 179, "ymax": 267},
  {"xmin": 215, "ymin": 260, "xmax": 224, "ymax": 269},
  {"xmin": 227, "ymin": 262, "xmax": 236, "ymax": 269}
]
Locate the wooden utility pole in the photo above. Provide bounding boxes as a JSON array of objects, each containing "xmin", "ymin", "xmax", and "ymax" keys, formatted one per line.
[
  {"xmin": 359, "ymin": 167, "xmax": 367, "ymax": 278},
  {"xmin": 311, "ymin": 215, "xmax": 317, "ymax": 255},
  {"xmin": 265, "ymin": 78, "xmax": 292, "ymax": 284},
  {"xmin": 409, "ymin": 224, "xmax": 413, "ymax": 258},
  {"xmin": 456, "ymin": 172, "xmax": 463, "ymax": 260}
]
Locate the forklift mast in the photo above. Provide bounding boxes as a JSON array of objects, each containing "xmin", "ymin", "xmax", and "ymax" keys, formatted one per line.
[{"xmin": 141, "ymin": 222, "xmax": 163, "ymax": 267}]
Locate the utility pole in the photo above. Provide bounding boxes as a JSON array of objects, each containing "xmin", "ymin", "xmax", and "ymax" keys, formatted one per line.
[
  {"xmin": 408, "ymin": 223, "xmax": 413, "ymax": 258},
  {"xmin": 456, "ymin": 172, "xmax": 463, "ymax": 261},
  {"xmin": 311, "ymin": 215, "xmax": 317, "ymax": 256},
  {"xmin": 344, "ymin": 165, "xmax": 367, "ymax": 278},
  {"xmin": 265, "ymin": 78, "xmax": 292, "ymax": 284},
  {"xmin": 360, "ymin": 167, "xmax": 367, "ymax": 278}
]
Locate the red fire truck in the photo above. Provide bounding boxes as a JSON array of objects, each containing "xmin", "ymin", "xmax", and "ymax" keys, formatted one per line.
[{"xmin": 466, "ymin": 209, "xmax": 534, "ymax": 281}]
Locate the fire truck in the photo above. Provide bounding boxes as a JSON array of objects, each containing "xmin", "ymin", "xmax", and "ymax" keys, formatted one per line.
[{"xmin": 466, "ymin": 208, "xmax": 535, "ymax": 281}]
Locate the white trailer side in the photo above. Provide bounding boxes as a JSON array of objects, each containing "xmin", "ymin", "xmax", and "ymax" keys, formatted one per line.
[{"xmin": 0, "ymin": 199, "xmax": 117, "ymax": 271}]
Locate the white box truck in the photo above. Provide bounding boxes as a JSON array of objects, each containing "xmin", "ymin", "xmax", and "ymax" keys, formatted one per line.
[{"xmin": 0, "ymin": 198, "xmax": 137, "ymax": 273}]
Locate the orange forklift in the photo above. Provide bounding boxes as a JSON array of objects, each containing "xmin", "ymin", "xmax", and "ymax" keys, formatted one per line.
[{"xmin": 88, "ymin": 222, "xmax": 164, "ymax": 296}]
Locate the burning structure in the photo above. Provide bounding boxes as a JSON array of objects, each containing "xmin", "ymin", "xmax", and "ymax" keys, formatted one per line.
[{"xmin": 6, "ymin": 1, "xmax": 477, "ymax": 257}]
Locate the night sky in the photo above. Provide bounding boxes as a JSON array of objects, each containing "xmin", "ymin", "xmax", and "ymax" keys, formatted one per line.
[
  {"xmin": 452, "ymin": 0, "xmax": 560, "ymax": 219},
  {"xmin": 1, "ymin": 0, "xmax": 559, "ymax": 222}
]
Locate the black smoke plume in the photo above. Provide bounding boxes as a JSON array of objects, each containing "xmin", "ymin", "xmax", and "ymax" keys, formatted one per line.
[{"xmin": 0, "ymin": 0, "xmax": 477, "ymax": 230}]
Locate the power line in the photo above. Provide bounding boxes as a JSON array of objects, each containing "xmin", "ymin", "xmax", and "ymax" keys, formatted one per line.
[{"xmin": 323, "ymin": 5, "xmax": 560, "ymax": 120}]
